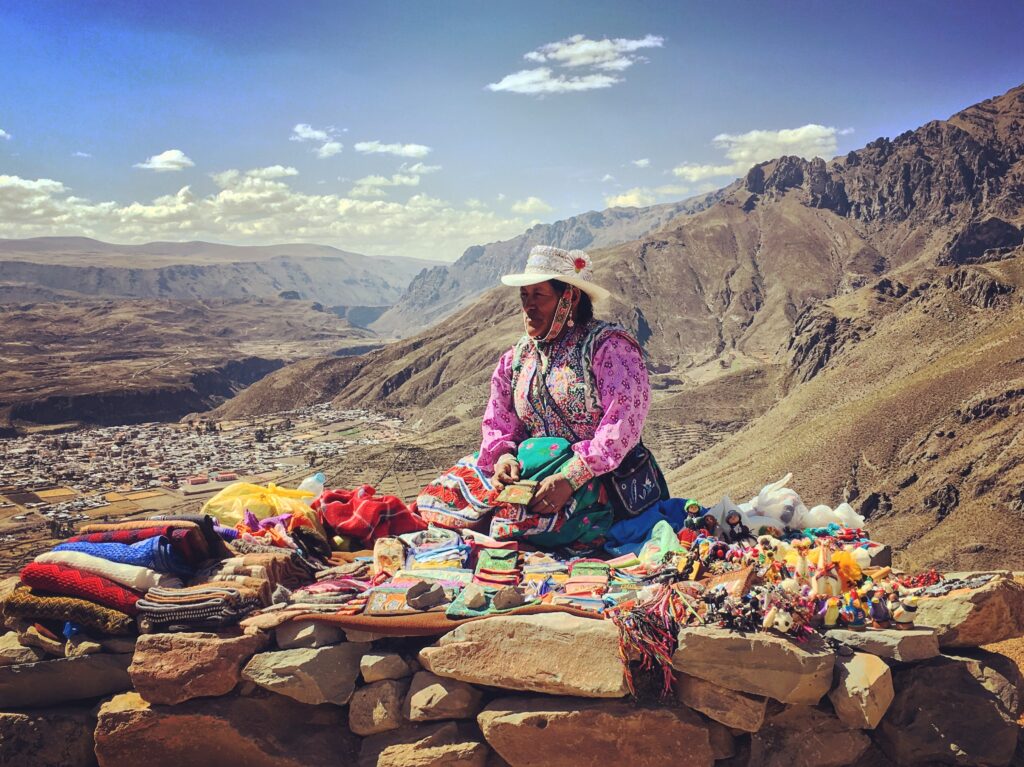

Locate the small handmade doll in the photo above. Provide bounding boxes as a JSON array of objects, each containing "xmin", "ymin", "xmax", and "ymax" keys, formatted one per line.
[
  {"xmin": 722, "ymin": 510, "xmax": 753, "ymax": 544},
  {"xmin": 700, "ymin": 513, "xmax": 724, "ymax": 540},
  {"xmin": 682, "ymin": 500, "xmax": 705, "ymax": 530}
]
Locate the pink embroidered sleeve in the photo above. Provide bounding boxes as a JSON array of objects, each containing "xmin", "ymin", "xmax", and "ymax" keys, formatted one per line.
[
  {"xmin": 477, "ymin": 348, "xmax": 528, "ymax": 474},
  {"xmin": 560, "ymin": 335, "xmax": 650, "ymax": 490}
]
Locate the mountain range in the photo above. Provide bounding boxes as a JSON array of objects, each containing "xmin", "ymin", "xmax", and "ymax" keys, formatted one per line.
[{"xmin": 214, "ymin": 82, "xmax": 1024, "ymax": 571}]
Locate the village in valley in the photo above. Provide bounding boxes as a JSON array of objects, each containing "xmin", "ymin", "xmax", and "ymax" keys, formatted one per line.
[{"xmin": 0, "ymin": 405, "xmax": 406, "ymax": 572}]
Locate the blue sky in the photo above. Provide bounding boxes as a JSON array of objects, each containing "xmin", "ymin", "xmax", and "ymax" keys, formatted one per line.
[{"xmin": 1, "ymin": 0, "xmax": 1022, "ymax": 259}]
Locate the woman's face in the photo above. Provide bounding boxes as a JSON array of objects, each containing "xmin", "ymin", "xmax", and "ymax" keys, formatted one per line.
[{"xmin": 519, "ymin": 281, "xmax": 561, "ymax": 338}]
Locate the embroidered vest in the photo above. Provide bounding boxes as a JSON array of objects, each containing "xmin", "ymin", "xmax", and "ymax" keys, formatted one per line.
[{"xmin": 509, "ymin": 320, "xmax": 639, "ymax": 441}]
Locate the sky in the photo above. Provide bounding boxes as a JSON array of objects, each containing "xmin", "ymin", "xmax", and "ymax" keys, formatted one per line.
[{"xmin": 1, "ymin": 0, "xmax": 1023, "ymax": 261}]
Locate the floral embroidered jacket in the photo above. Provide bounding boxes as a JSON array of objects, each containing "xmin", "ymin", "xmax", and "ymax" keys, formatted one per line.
[{"xmin": 478, "ymin": 320, "xmax": 650, "ymax": 491}]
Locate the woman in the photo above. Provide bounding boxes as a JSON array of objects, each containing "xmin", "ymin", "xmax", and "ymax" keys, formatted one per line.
[{"xmin": 416, "ymin": 245, "xmax": 664, "ymax": 548}]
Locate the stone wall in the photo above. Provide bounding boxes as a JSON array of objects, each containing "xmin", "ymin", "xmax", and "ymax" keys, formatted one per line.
[{"xmin": 2, "ymin": 576, "xmax": 1024, "ymax": 767}]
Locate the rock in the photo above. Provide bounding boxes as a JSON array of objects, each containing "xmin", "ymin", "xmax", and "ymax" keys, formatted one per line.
[
  {"xmin": 65, "ymin": 635, "xmax": 104, "ymax": 658},
  {"xmin": 0, "ymin": 705, "xmax": 97, "ymax": 767},
  {"xmin": 241, "ymin": 641, "xmax": 369, "ymax": 705},
  {"xmin": 405, "ymin": 671, "xmax": 484, "ymax": 721},
  {"xmin": 359, "ymin": 721, "xmax": 489, "ymax": 767},
  {"xmin": 0, "ymin": 632, "xmax": 46, "ymax": 667},
  {"xmin": 673, "ymin": 626, "xmax": 834, "ymax": 705},
  {"xmin": 18, "ymin": 626, "xmax": 64, "ymax": 657},
  {"xmin": 346, "ymin": 629, "xmax": 388, "ymax": 643},
  {"xmin": 0, "ymin": 653, "xmax": 131, "ymax": 708},
  {"xmin": 274, "ymin": 620, "xmax": 345, "ymax": 649},
  {"xmin": 407, "ymin": 582, "xmax": 447, "ymax": 610},
  {"xmin": 349, "ymin": 679, "xmax": 408, "ymax": 736},
  {"xmin": 705, "ymin": 720, "xmax": 735, "ymax": 761},
  {"xmin": 94, "ymin": 691, "xmax": 357, "ymax": 767},
  {"xmin": 911, "ymin": 574, "xmax": 1024, "ymax": 647},
  {"xmin": 826, "ymin": 628, "xmax": 939, "ymax": 662},
  {"xmin": 129, "ymin": 631, "xmax": 269, "ymax": 705},
  {"xmin": 419, "ymin": 614, "xmax": 627, "ymax": 698},
  {"xmin": 675, "ymin": 673, "xmax": 767, "ymax": 732},
  {"xmin": 463, "ymin": 583, "xmax": 487, "ymax": 609},
  {"xmin": 828, "ymin": 652, "xmax": 894, "ymax": 729},
  {"xmin": 362, "ymin": 652, "xmax": 413, "ymax": 682},
  {"xmin": 491, "ymin": 587, "xmax": 525, "ymax": 611},
  {"xmin": 875, "ymin": 653, "xmax": 1019, "ymax": 766},
  {"xmin": 749, "ymin": 706, "xmax": 870, "ymax": 767},
  {"xmin": 478, "ymin": 696, "xmax": 714, "ymax": 767}
]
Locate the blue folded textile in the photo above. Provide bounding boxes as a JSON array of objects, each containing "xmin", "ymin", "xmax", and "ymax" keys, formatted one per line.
[
  {"xmin": 604, "ymin": 498, "xmax": 689, "ymax": 557},
  {"xmin": 54, "ymin": 536, "xmax": 193, "ymax": 576}
]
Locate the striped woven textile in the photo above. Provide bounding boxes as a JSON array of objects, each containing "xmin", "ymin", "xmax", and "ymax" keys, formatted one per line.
[{"xmin": 20, "ymin": 561, "xmax": 142, "ymax": 616}]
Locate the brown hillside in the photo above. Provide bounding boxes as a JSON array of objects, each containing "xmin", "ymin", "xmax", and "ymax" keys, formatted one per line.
[{"xmin": 215, "ymin": 83, "xmax": 1024, "ymax": 571}]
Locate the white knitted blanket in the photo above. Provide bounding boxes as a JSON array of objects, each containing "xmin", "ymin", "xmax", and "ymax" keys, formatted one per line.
[{"xmin": 35, "ymin": 550, "xmax": 183, "ymax": 592}]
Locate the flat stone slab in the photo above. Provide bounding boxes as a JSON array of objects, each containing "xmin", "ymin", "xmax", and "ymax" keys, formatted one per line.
[
  {"xmin": 826, "ymin": 627, "xmax": 939, "ymax": 662},
  {"xmin": 912, "ymin": 574, "xmax": 1024, "ymax": 647},
  {"xmin": 242, "ymin": 642, "xmax": 369, "ymax": 705},
  {"xmin": 750, "ymin": 706, "xmax": 870, "ymax": 767},
  {"xmin": 875, "ymin": 654, "xmax": 1019, "ymax": 766},
  {"xmin": 0, "ymin": 705, "xmax": 97, "ymax": 767},
  {"xmin": 828, "ymin": 652, "xmax": 894, "ymax": 730},
  {"xmin": 478, "ymin": 696, "xmax": 714, "ymax": 767},
  {"xmin": 358, "ymin": 721, "xmax": 489, "ymax": 767},
  {"xmin": 419, "ymin": 614, "xmax": 627, "ymax": 698},
  {"xmin": 361, "ymin": 652, "xmax": 413, "ymax": 682},
  {"xmin": 349, "ymin": 679, "xmax": 408, "ymax": 736},
  {"xmin": 275, "ymin": 620, "xmax": 345, "ymax": 650},
  {"xmin": 405, "ymin": 671, "xmax": 483, "ymax": 722},
  {"xmin": 675, "ymin": 673, "xmax": 767, "ymax": 731},
  {"xmin": 0, "ymin": 653, "xmax": 132, "ymax": 708},
  {"xmin": 95, "ymin": 691, "xmax": 356, "ymax": 767},
  {"xmin": 673, "ymin": 626, "xmax": 834, "ymax": 705},
  {"xmin": 130, "ymin": 631, "xmax": 269, "ymax": 705}
]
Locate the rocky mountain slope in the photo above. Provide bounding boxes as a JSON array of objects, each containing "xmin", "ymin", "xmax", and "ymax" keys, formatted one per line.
[
  {"xmin": 369, "ymin": 192, "xmax": 724, "ymax": 337},
  {"xmin": 216, "ymin": 83, "xmax": 1024, "ymax": 569},
  {"xmin": 0, "ymin": 237, "xmax": 439, "ymax": 308}
]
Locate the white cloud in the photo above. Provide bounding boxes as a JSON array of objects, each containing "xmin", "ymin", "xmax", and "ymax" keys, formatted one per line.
[
  {"xmin": 243, "ymin": 165, "xmax": 299, "ymax": 180},
  {"xmin": 511, "ymin": 196, "xmax": 554, "ymax": 215},
  {"xmin": 290, "ymin": 124, "xmax": 330, "ymax": 143},
  {"xmin": 133, "ymin": 149, "xmax": 195, "ymax": 172},
  {"xmin": 291, "ymin": 123, "xmax": 342, "ymax": 159},
  {"xmin": 497, "ymin": 193, "xmax": 506, "ymax": 201},
  {"xmin": 523, "ymin": 34, "xmax": 663, "ymax": 71},
  {"xmin": 0, "ymin": 129, "xmax": 10, "ymax": 141},
  {"xmin": 350, "ymin": 173, "xmax": 421, "ymax": 198},
  {"xmin": 72, "ymin": 151, "xmax": 92, "ymax": 158},
  {"xmin": 354, "ymin": 140, "xmax": 432, "ymax": 159},
  {"xmin": 316, "ymin": 141, "xmax": 343, "ymax": 159},
  {"xmin": 489, "ymin": 34, "xmax": 662, "ymax": 96},
  {"xmin": 601, "ymin": 174, "xmax": 615, "ymax": 182},
  {"xmin": 673, "ymin": 124, "xmax": 845, "ymax": 183},
  {"xmin": 604, "ymin": 183, "xmax": 691, "ymax": 209},
  {"xmin": 404, "ymin": 161, "xmax": 441, "ymax": 174},
  {"xmin": 632, "ymin": 158, "xmax": 650, "ymax": 168},
  {"xmin": 0, "ymin": 171, "xmax": 530, "ymax": 260},
  {"xmin": 487, "ymin": 67, "xmax": 619, "ymax": 95}
]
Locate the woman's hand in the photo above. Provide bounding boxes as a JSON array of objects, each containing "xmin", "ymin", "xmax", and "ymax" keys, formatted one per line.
[
  {"xmin": 491, "ymin": 454, "xmax": 521, "ymax": 492},
  {"xmin": 529, "ymin": 475, "xmax": 573, "ymax": 515}
]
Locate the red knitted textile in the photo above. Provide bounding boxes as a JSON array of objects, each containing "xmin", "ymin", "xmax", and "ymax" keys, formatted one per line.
[
  {"xmin": 314, "ymin": 485, "xmax": 426, "ymax": 547},
  {"xmin": 20, "ymin": 562, "xmax": 142, "ymax": 616}
]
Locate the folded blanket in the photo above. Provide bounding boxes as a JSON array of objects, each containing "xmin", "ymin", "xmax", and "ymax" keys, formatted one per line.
[
  {"xmin": 136, "ymin": 583, "xmax": 263, "ymax": 632},
  {"xmin": 1, "ymin": 585, "xmax": 135, "ymax": 636},
  {"xmin": 54, "ymin": 536, "xmax": 193, "ymax": 576},
  {"xmin": 35, "ymin": 550, "xmax": 183, "ymax": 592},
  {"xmin": 65, "ymin": 525, "xmax": 210, "ymax": 565},
  {"xmin": 20, "ymin": 561, "xmax": 142, "ymax": 616},
  {"xmin": 198, "ymin": 552, "xmax": 314, "ymax": 590},
  {"xmin": 313, "ymin": 485, "xmax": 426, "ymax": 547},
  {"xmin": 148, "ymin": 513, "xmax": 232, "ymax": 558}
]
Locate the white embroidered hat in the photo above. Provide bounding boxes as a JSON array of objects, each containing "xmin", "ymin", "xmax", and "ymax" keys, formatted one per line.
[{"xmin": 500, "ymin": 245, "xmax": 611, "ymax": 303}]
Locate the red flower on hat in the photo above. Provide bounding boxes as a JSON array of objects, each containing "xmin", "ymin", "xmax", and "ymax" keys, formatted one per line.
[{"xmin": 573, "ymin": 256, "xmax": 587, "ymax": 272}]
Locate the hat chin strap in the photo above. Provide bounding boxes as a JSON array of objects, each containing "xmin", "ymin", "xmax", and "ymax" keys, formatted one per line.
[{"xmin": 532, "ymin": 285, "xmax": 579, "ymax": 342}]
